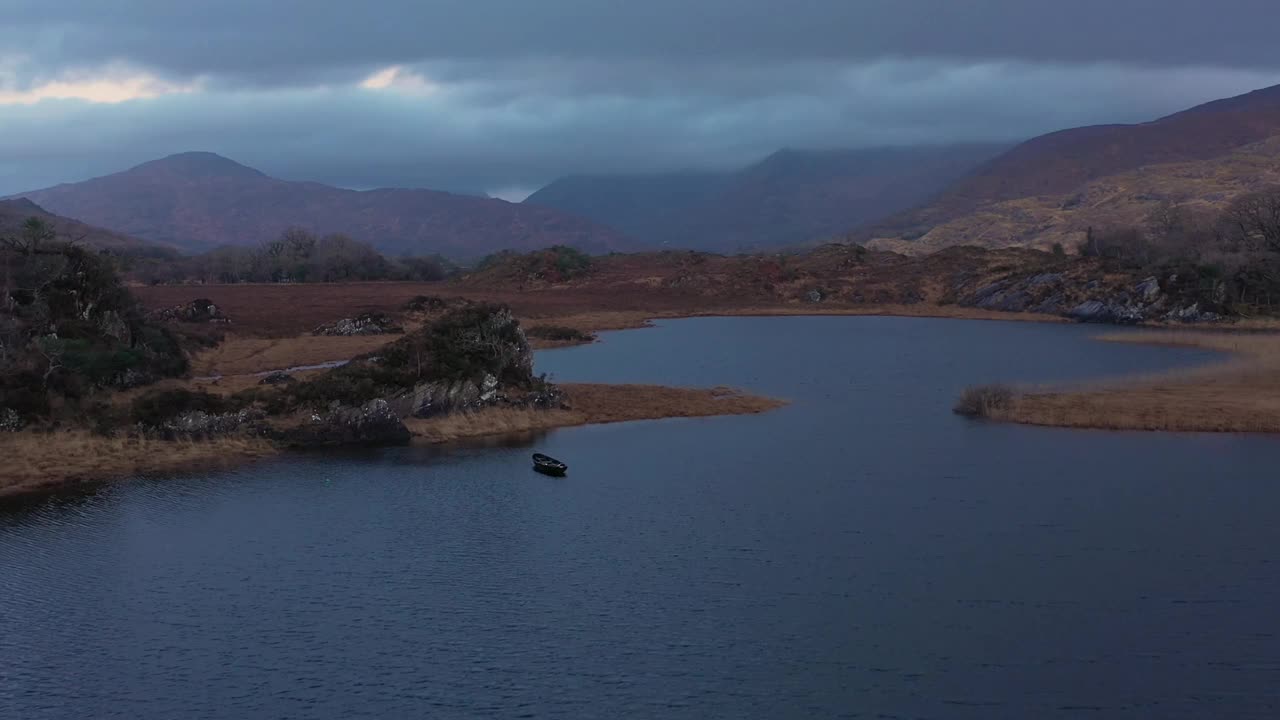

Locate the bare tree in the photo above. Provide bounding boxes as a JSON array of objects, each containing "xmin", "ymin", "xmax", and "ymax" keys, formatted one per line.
[{"xmin": 1224, "ymin": 187, "xmax": 1280, "ymax": 253}]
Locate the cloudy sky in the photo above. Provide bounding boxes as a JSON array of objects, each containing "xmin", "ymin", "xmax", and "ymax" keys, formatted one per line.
[{"xmin": 3, "ymin": 0, "xmax": 1280, "ymax": 199}]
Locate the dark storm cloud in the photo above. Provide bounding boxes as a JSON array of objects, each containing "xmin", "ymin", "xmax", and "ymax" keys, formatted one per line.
[
  {"xmin": 7, "ymin": 0, "xmax": 1280, "ymax": 81},
  {"xmin": 3, "ymin": 1, "xmax": 1280, "ymax": 197}
]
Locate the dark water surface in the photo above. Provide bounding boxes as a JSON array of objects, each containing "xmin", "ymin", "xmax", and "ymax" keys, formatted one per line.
[{"xmin": 3, "ymin": 317, "xmax": 1278, "ymax": 719}]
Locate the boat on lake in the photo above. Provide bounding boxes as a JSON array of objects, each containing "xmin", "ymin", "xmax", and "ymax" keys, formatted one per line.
[{"xmin": 532, "ymin": 453, "xmax": 568, "ymax": 476}]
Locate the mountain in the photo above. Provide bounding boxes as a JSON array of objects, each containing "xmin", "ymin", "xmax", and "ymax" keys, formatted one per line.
[
  {"xmin": 0, "ymin": 198, "xmax": 174, "ymax": 256},
  {"xmin": 524, "ymin": 171, "xmax": 733, "ymax": 245},
  {"xmin": 10, "ymin": 152, "xmax": 629, "ymax": 258},
  {"xmin": 866, "ymin": 83, "xmax": 1280, "ymax": 251},
  {"xmin": 524, "ymin": 144, "xmax": 1008, "ymax": 252}
]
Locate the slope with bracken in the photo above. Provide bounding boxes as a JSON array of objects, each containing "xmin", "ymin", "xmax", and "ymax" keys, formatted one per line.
[
  {"xmin": 866, "ymin": 83, "xmax": 1280, "ymax": 252},
  {"xmin": 526, "ymin": 144, "xmax": 1008, "ymax": 252},
  {"xmin": 9, "ymin": 152, "xmax": 630, "ymax": 258},
  {"xmin": 872, "ymin": 136, "xmax": 1280, "ymax": 254}
]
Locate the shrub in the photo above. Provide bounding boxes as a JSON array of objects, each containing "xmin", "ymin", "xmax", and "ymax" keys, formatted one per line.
[
  {"xmin": 131, "ymin": 389, "xmax": 237, "ymax": 427},
  {"xmin": 403, "ymin": 295, "xmax": 450, "ymax": 312},
  {"xmin": 525, "ymin": 325, "xmax": 595, "ymax": 342},
  {"xmin": 953, "ymin": 384, "xmax": 1017, "ymax": 418}
]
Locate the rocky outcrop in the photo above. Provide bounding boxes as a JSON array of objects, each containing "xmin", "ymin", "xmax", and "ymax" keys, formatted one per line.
[
  {"xmin": 312, "ymin": 312, "xmax": 403, "ymax": 337},
  {"xmin": 958, "ymin": 269, "xmax": 1224, "ymax": 325},
  {"xmin": 159, "ymin": 408, "xmax": 269, "ymax": 439},
  {"xmin": 282, "ymin": 398, "xmax": 411, "ymax": 447},
  {"xmin": 147, "ymin": 298, "xmax": 229, "ymax": 324},
  {"xmin": 388, "ymin": 373, "xmax": 565, "ymax": 419}
]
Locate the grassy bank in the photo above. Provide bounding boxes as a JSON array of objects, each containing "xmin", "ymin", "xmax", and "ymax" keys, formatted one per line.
[
  {"xmin": 955, "ymin": 331, "xmax": 1280, "ymax": 433},
  {"xmin": 405, "ymin": 383, "xmax": 786, "ymax": 443},
  {"xmin": 0, "ymin": 433, "xmax": 277, "ymax": 502},
  {"xmin": 0, "ymin": 384, "xmax": 782, "ymax": 504}
]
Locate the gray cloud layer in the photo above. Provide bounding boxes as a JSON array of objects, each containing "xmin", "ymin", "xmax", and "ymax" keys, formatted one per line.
[{"xmin": 3, "ymin": 1, "xmax": 1280, "ymax": 197}]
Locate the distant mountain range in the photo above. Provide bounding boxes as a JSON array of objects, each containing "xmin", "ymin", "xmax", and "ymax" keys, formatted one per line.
[
  {"xmin": 8, "ymin": 153, "xmax": 629, "ymax": 258},
  {"xmin": 0, "ymin": 198, "xmax": 170, "ymax": 255},
  {"xmin": 10, "ymin": 82, "xmax": 1280, "ymax": 261},
  {"xmin": 525, "ymin": 144, "xmax": 1009, "ymax": 252},
  {"xmin": 864, "ymin": 83, "xmax": 1280, "ymax": 252}
]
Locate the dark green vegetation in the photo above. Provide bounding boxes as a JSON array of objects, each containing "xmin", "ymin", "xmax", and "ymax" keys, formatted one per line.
[
  {"xmin": 130, "ymin": 227, "xmax": 457, "ymax": 284},
  {"xmin": 262, "ymin": 303, "xmax": 536, "ymax": 413},
  {"xmin": 0, "ymin": 218, "xmax": 188, "ymax": 427},
  {"xmin": 526, "ymin": 325, "xmax": 596, "ymax": 343},
  {"xmin": 477, "ymin": 246, "xmax": 593, "ymax": 282}
]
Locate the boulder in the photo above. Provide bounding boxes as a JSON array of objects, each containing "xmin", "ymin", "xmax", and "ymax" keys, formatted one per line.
[
  {"xmin": 1068, "ymin": 300, "xmax": 1109, "ymax": 322},
  {"xmin": 1135, "ymin": 276, "xmax": 1162, "ymax": 302}
]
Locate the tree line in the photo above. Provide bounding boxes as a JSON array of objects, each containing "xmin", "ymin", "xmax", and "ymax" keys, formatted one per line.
[
  {"xmin": 1078, "ymin": 186, "xmax": 1280, "ymax": 313},
  {"xmin": 127, "ymin": 227, "xmax": 457, "ymax": 285}
]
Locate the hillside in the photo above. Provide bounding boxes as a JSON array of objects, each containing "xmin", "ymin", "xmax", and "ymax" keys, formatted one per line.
[
  {"xmin": 867, "ymin": 83, "xmax": 1280, "ymax": 250},
  {"xmin": 871, "ymin": 136, "xmax": 1280, "ymax": 254},
  {"xmin": 9, "ymin": 153, "xmax": 630, "ymax": 258},
  {"xmin": 525, "ymin": 144, "xmax": 1007, "ymax": 252},
  {"xmin": 0, "ymin": 198, "xmax": 174, "ymax": 256}
]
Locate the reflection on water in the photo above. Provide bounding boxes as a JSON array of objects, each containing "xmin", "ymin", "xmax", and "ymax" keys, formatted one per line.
[{"xmin": 2, "ymin": 317, "xmax": 1278, "ymax": 720}]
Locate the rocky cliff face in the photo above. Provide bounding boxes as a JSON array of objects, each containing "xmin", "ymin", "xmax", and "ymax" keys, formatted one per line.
[{"xmin": 955, "ymin": 269, "xmax": 1222, "ymax": 324}]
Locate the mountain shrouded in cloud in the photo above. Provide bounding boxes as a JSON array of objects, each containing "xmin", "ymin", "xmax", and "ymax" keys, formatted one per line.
[
  {"xmin": 10, "ymin": 153, "xmax": 630, "ymax": 257},
  {"xmin": 2, "ymin": 1, "xmax": 1280, "ymax": 198}
]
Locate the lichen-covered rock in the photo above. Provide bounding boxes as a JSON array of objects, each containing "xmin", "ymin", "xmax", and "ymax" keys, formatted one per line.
[
  {"xmin": 148, "ymin": 298, "xmax": 229, "ymax": 324},
  {"xmin": 0, "ymin": 408, "xmax": 23, "ymax": 432},
  {"xmin": 160, "ymin": 408, "xmax": 268, "ymax": 438},
  {"xmin": 312, "ymin": 313, "xmax": 403, "ymax": 336},
  {"xmin": 283, "ymin": 398, "xmax": 410, "ymax": 447}
]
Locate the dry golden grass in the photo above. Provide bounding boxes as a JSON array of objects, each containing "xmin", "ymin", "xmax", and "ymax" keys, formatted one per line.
[
  {"xmin": 972, "ymin": 330, "xmax": 1280, "ymax": 433},
  {"xmin": 406, "ymin": 383, "xmax": 785, "ymax": 443},
  {"xmin": 191, "ymin": 335, "xmax": 395, "ymax": 376},
  {"xmin": 0, "ymin": 432, "xmax": 277, "ymax": 501}
]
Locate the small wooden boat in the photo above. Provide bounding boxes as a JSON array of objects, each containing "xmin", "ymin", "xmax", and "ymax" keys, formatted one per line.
[{"xmin": 532, "ymin": 453, "xmax": 568, "ymax": 476}]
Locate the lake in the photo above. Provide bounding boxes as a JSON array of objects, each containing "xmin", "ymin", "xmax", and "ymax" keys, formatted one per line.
[{"xmin": 3, "ymin": 317, "xmax": 1278, "ymax": 719}]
